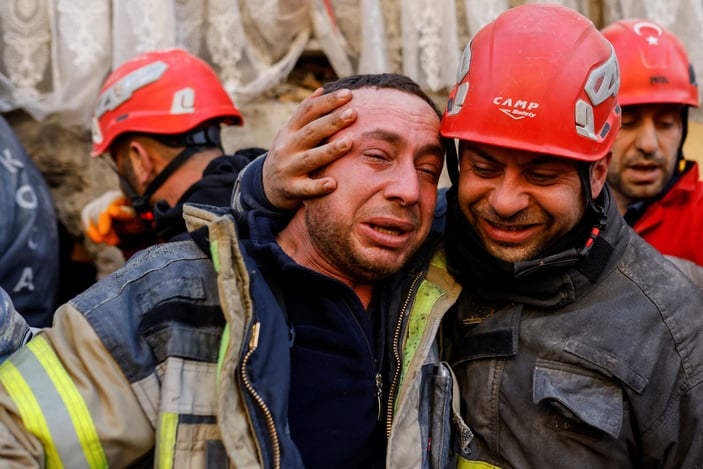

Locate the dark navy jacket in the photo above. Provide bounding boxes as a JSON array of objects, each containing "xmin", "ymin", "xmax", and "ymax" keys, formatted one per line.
[{"xmin": 245, "ymin": 210, "xmax": 387, "ymax": 468}]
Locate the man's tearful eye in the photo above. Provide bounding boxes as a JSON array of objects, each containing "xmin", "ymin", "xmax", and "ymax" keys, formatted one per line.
[{"xmin": 417, "ymin": 165, "xmax": 441, "ymax": 183}]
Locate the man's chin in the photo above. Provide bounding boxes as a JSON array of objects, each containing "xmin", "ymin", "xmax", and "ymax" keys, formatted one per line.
[
  {"xmin": 623, "ymin": 179, "xmax": 667, "ymax": 198},
  {"xmin": 483, "ymin": 241, "xmax": 538, "ymax": 264},
  {"xmin": 355, "ymin": 254, "xmax": 409, "ymax": 281}
]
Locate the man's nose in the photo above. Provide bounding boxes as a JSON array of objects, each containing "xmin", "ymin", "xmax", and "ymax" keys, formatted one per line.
[
  {"xmin": 635, "ymin": 120, "xmax": 659, "ymax": 157},
  {"xmin": 385, "ymin": 160, "xmax": 421, "ymax": 206},
  {"xmin": 488, "ymin": 174, "xmax": 529, "ymax": 217}
]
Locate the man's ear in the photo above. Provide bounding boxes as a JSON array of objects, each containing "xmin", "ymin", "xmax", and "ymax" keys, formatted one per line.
[
  {"xmin": 590, "ymin": 151, "xmax": 612, "ymax": 199},
  {"xmin": 128, "ymin": 140, "xmax": 155, "ymax": 187}
]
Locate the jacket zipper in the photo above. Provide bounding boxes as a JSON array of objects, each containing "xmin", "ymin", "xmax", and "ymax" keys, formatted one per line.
[
  {"xmin": 375, "ymin": 373, "xmax": 383, "ymax": 421},
  {"xmin": 385, "ymin": 272, "xmax": 423, "ymax": 438},
  {"xmin": 240, "ymin": 322, "xmax": 281, "ymax": 469},
  {"xmin": 345, "ymin": 298, "xmax": 385, "ymax": 422}
]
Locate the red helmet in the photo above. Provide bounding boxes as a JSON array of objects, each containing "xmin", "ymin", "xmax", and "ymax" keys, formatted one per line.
[
  {"xmin": 601, "ymin": 19, "xmax": 698, "ymax": 108},
  {"xmin": 441, "ymin": 4, "xmax": 620, "ymax": 162},
  {"xmin": 91, "ymin": 48, "xmax": 243, "ymax": 156}
]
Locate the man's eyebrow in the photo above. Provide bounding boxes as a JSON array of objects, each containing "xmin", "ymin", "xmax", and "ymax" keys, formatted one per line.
[
  {"xmin": 465, "ymin": 145, "xmax": 565, "ymax": 166},
  {"xmin": 360, "ymin": 129, "xmax": 402, "ymax": 143},
  {"xmin": 654, "ymin": 106, "xmax": 684, "ymax": 117},
  {"xmin": 418, "ymin": 142, "xmax": 444, "ymax": 158},
  {"xmin": 464, "ymin": 145, "xmax": 495, "ymax": 162}
]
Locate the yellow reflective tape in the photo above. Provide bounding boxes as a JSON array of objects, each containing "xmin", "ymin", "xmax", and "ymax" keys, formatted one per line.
[
  {"xmin": 399, "ymin": 279, "xmax": 444, "ymax": 388},
  {"xmin": 210, "ymin": 239, "xmax": 220, "ymax": 273},
  {"xmin": 217, "ymin": 324, "xmax": 231, "ymax": 384},
  {"xmin": 27, "ymin": 336, "xmax": 107, "ymax": 468},
  {"xmin": 457, "ymin": 457, "xmax": 502, "ymax": 469},
  {"xmin": 430, "ymin": 249, "xmax": 448, "ymax": 269},
  {"xmin": 0, "ymin": 360, "xmax": 64, "ymax": 468},
  {"xmin": 158, "ymin": 411, "xmax": 179, "ymax": 469}
]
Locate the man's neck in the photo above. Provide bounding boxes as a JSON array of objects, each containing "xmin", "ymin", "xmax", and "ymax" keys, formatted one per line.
[
  {"xmin": 276, "ymin": 214, "xmax": 374, "ymax": 309},
  {"xmin": 152, "ymin": 148, "xmax": 223, "ymax": 207},
  {"xmin": 610, "ymin": 189, "xmax": 632, "ymax": 216}
]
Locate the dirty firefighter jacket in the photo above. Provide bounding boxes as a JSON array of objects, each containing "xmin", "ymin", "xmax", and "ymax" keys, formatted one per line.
[
  {"xmin": 0, "ymin": 202, "xmax": 467, "ymax": 468},
  {"xmin": 385, "ymin": 246, "xmax": 471, "ymax": 468},
  {"xmin": 231, "ymin": 157, "xmax": 472, "ymax": 467},
  {"xmin": 0, "ymin": 287, "xmax": 31, "ymax": 364},
  {"xmin": 443, "ymin": 190, "xmax": 703, "ymax": 468}
]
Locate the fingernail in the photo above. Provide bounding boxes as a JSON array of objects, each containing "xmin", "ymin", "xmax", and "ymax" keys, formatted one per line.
[
  {"xmin": 341, "ymin": 109, "xmax": 354, "ymax": 120},
  {"xmin": 337, "ymin": 89, "xmax": 352, "ymax": 100},
  {"xmin": 336, "ymin": 137, "xmax": 350, "ymax": 150}
]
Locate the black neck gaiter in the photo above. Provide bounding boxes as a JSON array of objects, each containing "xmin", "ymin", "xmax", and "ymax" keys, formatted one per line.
[{"xmin": 443, "ymin": 187, "xmax": 611, "ymax": 308}]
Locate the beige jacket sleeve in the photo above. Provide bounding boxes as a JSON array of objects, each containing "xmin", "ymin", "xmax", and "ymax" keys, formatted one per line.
[{"xmin": 0, "ymin": 302, "xmax": 154, "ymax": 467}]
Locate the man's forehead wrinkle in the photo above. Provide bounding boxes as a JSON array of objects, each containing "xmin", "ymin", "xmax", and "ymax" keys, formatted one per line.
[{"xmin": 360, "ymin": 129, "xmax": 442, "ymax": 155}]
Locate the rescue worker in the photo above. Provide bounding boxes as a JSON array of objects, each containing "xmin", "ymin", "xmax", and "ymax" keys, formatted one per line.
[
  {"xmin": 236, "ymin": 4, "xmax": 703, "ymax": 467},
  {"xmin": 0, "ymin": 73, "xmax": 468, "ymax": 468},
  {"xmin": 82, "ymin": 48, "xmax": 264, "ymax": 259},
  {"xmin": 601, "ymin": 19, "xmax": 703, "ymax": 286}
]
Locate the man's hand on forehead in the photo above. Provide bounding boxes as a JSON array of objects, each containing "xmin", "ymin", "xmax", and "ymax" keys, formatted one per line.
[{"xmin": 263, "ymin": 88, "xmax": 357, "ymax": 210}]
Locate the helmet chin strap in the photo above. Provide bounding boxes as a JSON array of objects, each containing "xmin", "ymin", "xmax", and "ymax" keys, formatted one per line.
[
  {"xmin": 676, "ymin": 106, "xmax": 690, "ymax": 175},
  {"xmin": 511, "ymin": 168, "xmax": 609, "ymax": 279},
  {"xmin": 576, "ymin": 162, "xmax": 607, "ymax": 254},
  {"xmin": 126, "ymin": 125, "xmax": 224, "ymax": 215},
  {"xmin": 445, "ymin": 138, "xmax": 460, "ymax": 185},
  {"xmin": 127, "ymin": 145, "xmax": 200, "ymax": 215}
]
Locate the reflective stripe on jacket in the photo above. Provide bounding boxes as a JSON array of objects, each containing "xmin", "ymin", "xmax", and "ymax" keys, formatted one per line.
[
  {"xmin": 387, "ymin": 248, "xmax": 472, "ymax": 468},
  {"xmin": 0, "ymin": 204, "xmax": 299, "ymax": 467},
  {"xmin": 0, "ymin": 203, "xmax": 469, "ymax": 468}
]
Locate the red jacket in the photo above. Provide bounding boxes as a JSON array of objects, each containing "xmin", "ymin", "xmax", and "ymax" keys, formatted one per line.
[{"xmin": 633, "ymin": 160, "xmax": 703, "ymax": 267}]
